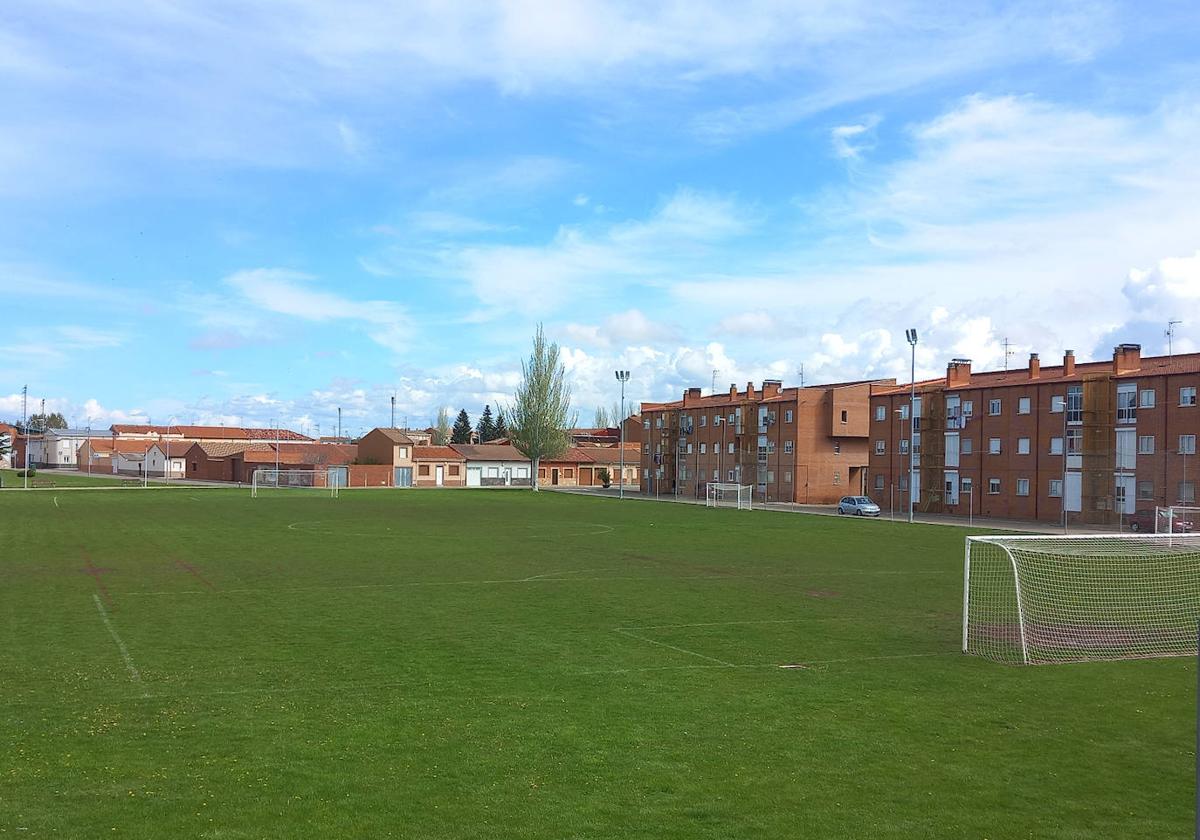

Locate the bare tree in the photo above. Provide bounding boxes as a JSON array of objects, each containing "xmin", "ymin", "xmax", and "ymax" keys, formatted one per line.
[
  {"xmin": 610, "ymin": 401, "xmax": 623, "ymax": 426},
  {"xmin": 434, "ymin": 407, "xmax": 452, "ymax": 445},
  {"xmin": 508, "ymin": 325, "xmax": 573, "ymax": 491},
  {"xmin": 592, "ymin": 406, "xmax": 609, "ymax": 428}
]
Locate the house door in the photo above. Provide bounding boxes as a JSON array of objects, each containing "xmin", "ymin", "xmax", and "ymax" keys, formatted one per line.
[
  {"xmin": 580, "ymin": 467, "xmax": 593, "ymax": 485},
  {"xmin": 466, "ymin": 467, "xmax": 482, "ymax": 487},
  {"xmin": 394, "ymin": 467, "xmax": 412, "ymax": 487},
  {"xmin": 435, "ymin": 465, "xmax": 444, "ymax": 487},
  {"xmin": 551, "ymin": 468, "xmax": 559, "ymax": 485}
]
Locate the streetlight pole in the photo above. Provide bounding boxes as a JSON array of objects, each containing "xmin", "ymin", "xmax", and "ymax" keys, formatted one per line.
[
  {"xmin": 905, "ymin": 328, "xmax": 919, "ymax": 524},
  {"xmin": 615, "ymin": 370, "xmax": 630, "ymax": 499},
  {"xmin": 164, "ymin": 417, "xmax": 178, "ymax": 483}
]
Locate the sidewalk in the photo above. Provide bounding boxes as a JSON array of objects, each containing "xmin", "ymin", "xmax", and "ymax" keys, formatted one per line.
[{"xmin": 550, "ymin": 486, "xmax": 1118, "ymax": 535}]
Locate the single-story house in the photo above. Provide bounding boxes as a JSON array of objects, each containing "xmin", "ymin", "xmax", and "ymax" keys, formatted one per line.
[
  {"xmin": 449, "ymin": 444, "xmax": 533, "ymax": 487},
  {"xmin": 412, "ymin": 446, "xmax": 466, "ymax": 487}
]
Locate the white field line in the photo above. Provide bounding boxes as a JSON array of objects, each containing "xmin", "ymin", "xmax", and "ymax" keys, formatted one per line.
[
  {"xmin": 522, "ymin": 568, "xmax": 620, "ymax": 581},
  {"xmin": 612, "ymin": 626, "xmax": 739, "ymax": 668},
  {"xmin": 53, "ymin": 496, "xmax": 59, "ymax": 509},
  {"xmin": 621, "ymin": 617, "xmax": 858, "ymax": 630},
  {"xmin": 92, "ymin": 594, "xmax": 149, "ymax": 697}
]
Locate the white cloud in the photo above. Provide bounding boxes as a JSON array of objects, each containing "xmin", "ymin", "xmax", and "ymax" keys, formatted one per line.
[
  {"xmin": 830, "ymin": 116, "xmax": 879, "ymax": 160},
  {"xmin": 224, "ymin": 268, "xmax": 412, "ymax": 352}
]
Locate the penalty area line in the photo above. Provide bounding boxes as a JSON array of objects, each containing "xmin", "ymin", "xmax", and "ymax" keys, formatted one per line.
[
  {"xmin": 612, "ymin": 626, "xmax": 739, "ymax": 668},
  {"xmin": 92, "ymin": 594, "xmax": 149, "ymax": 697}
]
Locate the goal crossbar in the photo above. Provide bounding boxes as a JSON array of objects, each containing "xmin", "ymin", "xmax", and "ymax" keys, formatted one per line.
[
  {"xmin": 963, "ymin": 533, "xmax": 1200, "ymax": 665},
  {"xmin": 251, "ymin": 469, "xmax": 340, "ymax": 498}
]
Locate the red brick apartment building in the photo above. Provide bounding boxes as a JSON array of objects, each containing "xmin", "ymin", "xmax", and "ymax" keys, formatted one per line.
[
  {"xmin": 868, "ymin": 344, "xmax": 1200, "ymax": 525},
  {"xmin": 639, "ymin": 378, "xmax": 895, "ymax": 503}
]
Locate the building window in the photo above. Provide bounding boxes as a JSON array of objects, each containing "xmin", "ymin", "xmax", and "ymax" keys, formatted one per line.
[
  {"xmin": 713, "ymin": 414, "xmax": 722, "ymax": 426},
  {"xmin": 1018, "ymin": 397, "xmax": 1030, "ymax": 415},
  {"xmin": 988, "ymin": 478, "xmax": 1001, "ymax": 494},
  {"xmin": 643, "ymin": 418, "xmax": 650, "ymax": 429},
  {"xmin": 699, "ymin": 443, "xmax": 707, "ymax": 454},
  {"xmin": 899, "ymin": 404, "xmax": 910, "ymax": 420},
  {"xmin": 1117, "ymin": 383, "xmax": 1137, "ymax": 423},
  {"xmin": 1138, "ymin": 435, "xmax": 1155, "ymax": 455},
  {"xmin": 712, "ymin": 469, "xmax": 718, "ymax": 480},
  {"xmin": 899, "ymin": 474, "xmax": 909, "ymax": 490},
  {"xmin": 785, "ymin": 410, "xmax": 793, "ymax": 423},
  {"xmin": 1049, "ymin": 479, "xmax": 1063, "ymax": 498},
  {"xmin": 875, "ymin": 440, "xmax": 885, "ymax": 455},
  {"xmin": 988, "ymin": 399, "xmax": 1001, "ymax": 415},
  {"xmin": 874, "ymin": 474, "xmax": 885, "ymax": 490},
  {"xmin": 1180, "ymin": 386, "xmax": 1197, "ymax": 406},
  {"xmin": 655, "ymin": 417, "xmax": 662, "ymax": 428},
  {"xmin": 766, "ymin": 470, "xmax": 774, "ymax": 482},
  {"xmin": 686, "ymin": 443, "xmax": 693, "ymax": 454},
  {"xmin": 1140, "ymin": 389, "xmax": 1156, "ymax": 408},
  {"xmin": 1051, "ymin": 395, "xmax": 1064, "ymax": 414},
  {"xmin": 1066, "ymin": 430, "xmax": 1082, "ymax": 455},
  {"xmin": 727, "ymin": 470, "xmax": 735, "ymax": 482},
  {"xmin": 728, "ymin": 412, "xmax": 736, "ymax": 424},
  {"xmin": 418, "ymin": 465, "xmax": 430, "ymax": 476},
  {"xmin": 840, "ymin": 410, "xmax": 848, "ymax": 423},
  {"xmin": 961, "ymin": 400, "xmax": 973, "ymax": 417},
  {"xmin": 833, "ymin": 471, "xmax": 841, "ymax": 485},
  {"xmin": 679, "ymin": 467, "xmax": 688, "ymax": 481},
  {"xmin": 1181, "ymin": 435, "xmax": 1197, "ymax": 455},
  {"xmin": 1016, "ymin": 478, "xmax": 1030, "ymax": 497},
  {"xmin": 961, "ymin": 438, "xmax": 973, "ymax": 455},
  {"xmin": 833, "ymin": 442, "xmax": 841, "ymax": 455},
  {"xmin": 699, "ymin": 415, "xmax": 706, "ymax": 427},
  {"xmin": 785, "ymin": 471, "xmax": 792, "ymax": 483},
  {"xmin": 874, "ymin": 405, "xmax": 885, "ymax": 421},
  {"xmin": 961, "ymin": 476, "xmax": 973, "ymax": 496},
  {"xmin": 642, "ymin": 443, "xmax": 649, "ymax": 452},
  {"xmin": 1050, "ymin": 437, "xmax": 1063, "ymax": 455},
  {"xmin": 1138, "ymin": 480, "xmax": 1154, "ymax": 500},
  {"xmin": 727, "ymin": 442, "xmax": 735, "ymax": 454},
  {"xmin": 1067, "ymin": 384, "xmax": 1083, "ymax": 423},
  {"xmin": 1016, "ymin": 437, "xmax": 1029, "ymax": 455},
  {"xmin": 564, "ymin": 468, "xmax": 574, "ymax": 478},
  {"xmin": 899, "ymin": 439, "xmax": 909, "ymax": 455},
  {"xmin": 1181, "ymin": 481, "xmax": 1196, "ymax": 503},
  {"xmin": 989, "ymin": 438, "xmax": 1001, "ymax": 455},
  {"xmin": 449, "ymin": 465, "xmax": 460, "ymax": 476}
]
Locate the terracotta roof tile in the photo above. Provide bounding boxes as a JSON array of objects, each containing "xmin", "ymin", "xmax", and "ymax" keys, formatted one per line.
[{"xmin": 413, "ymin": 445, "xmax": 464, "ymax": 460}]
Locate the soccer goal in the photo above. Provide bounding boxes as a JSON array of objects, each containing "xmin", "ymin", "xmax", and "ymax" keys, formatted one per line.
[
  {"xmin": 250, "ymin": 469, "xmax": 339, "ymax": 498},
  {"xmin": 706, "ymin": 482, "xmax": 752, "ymax": 510},
  {"xmin": 962, "ymin": 534, "xmax": 1200, "ymax": 665},
  {"xmin": 1156, "ymin": 506, "xmax": 1199, "ymax": 533}
]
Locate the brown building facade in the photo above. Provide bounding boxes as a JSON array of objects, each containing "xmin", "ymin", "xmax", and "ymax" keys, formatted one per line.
[
  {"xmin": 639, "ymin": 378, "xmax": 893, "ymax": 503},
  {"xmin": 868, "ymin": 344, "xmax": 1200, "ymax": 525}
]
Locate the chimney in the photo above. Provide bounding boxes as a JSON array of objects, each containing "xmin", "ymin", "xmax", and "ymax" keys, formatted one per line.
[
  {"xmin": 946, "ymin": 358, "xmax": 972, "ymax": 388},
  {"xmin": 1063, "ymin": 350, "xmax": 1075, "ymax": 377},
  {"xmin": 684, "ymin": 387, "xmax": 701, "ymax": 406},
  {"xmin": 729, "ymin": 384, "xmax": 738, "ymax": 400},
  {"xmin": 1113, "ymin": 343, "xmax": 1141, "ymax": 375},
  {"xmin": 746, "ymin": 382, "xmax": 756, "ymax": 400},
  {"xmin": 1028, "ymin": 353, "xmax": 1040, "ymax": 380},
  {"xmin": 762, "ymin": 379, "xmax": 782, "ymax": 398}
]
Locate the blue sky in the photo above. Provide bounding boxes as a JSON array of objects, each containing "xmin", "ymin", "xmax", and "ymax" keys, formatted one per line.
[{"xmin": 5, "ymin": 1, "xmax": 1200, "ymax": 434}]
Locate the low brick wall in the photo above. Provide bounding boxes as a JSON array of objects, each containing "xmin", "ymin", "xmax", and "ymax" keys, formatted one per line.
[{"xmin": 348, "ymin": 464, "xmax": 393, "ymax": 487}]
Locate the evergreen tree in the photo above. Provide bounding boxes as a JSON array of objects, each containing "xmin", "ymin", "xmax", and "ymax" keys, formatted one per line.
[
  {"xmin": 493, "ymin": 408, "xmax": 508, "ymax": 439},
  {"xmin": 28, "ymin": 412, "xmax": 68, "ymax": 430},
  {"xmin": 476, "ymin": 404, "xmax": 496, "ymax": 442},
  {"xmin": 451, "ymin": 409, "xmax": 473, "ymax": 444}
]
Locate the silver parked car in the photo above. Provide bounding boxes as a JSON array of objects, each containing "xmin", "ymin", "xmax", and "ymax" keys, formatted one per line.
[{"xmin": 837, "ymin": 496, "xmax": 881, "ymax": 517}]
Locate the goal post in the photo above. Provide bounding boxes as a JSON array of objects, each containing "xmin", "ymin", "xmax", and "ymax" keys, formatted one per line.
[
  {"xmin": 1156, "ymin": 506, "xmax": 1200, "ymax": 534},
  {"xmin": 706, "ymin": 482, "xmax": 752, "ymax": 510},
  {"xmin": 250, "ymin": 469, "xmax": 339, "ymax": 498},
  {"xmin": 963, "ymin": 534, "xmax": 1200, "ymax": 665}
]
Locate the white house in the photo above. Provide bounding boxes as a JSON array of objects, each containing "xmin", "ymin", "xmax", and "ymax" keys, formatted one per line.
[
  {"xmin": 449, "ymin": 444, "xmax": 533, "ymax": 487},
  {"xmin": 33, "ymin": 429, "xmax": 104, "ymax": 468},
  {"xmin": 146, "ymin": 443, "xmax": 187, "ymax": 479}
]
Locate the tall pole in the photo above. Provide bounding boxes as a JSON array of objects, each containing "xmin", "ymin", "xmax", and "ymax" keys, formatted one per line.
[
  {"xmin": 391, "ymin": 395, "xmax": 396, "ymax": 428},
  {"xmin": 1062, "ymin": 396, "xmax": 1068, "ymax": 534},
  {"xmin": 337, "ymin": 408, "xmax": 342, "ymax": 442},
  {"xmin": 21, "ymin": 385, "xmax": 28, "ymax": 490},
  {"xmin": 905, "ymin": 329, "xmax": 918, "ymax": 524},
  {"xmin": 274, "ymin": 418, "xmax": 280, "ymax": 475},
  {"xmin": 615, "ymin": 370, "xmax": 630, "ymax": 499}
]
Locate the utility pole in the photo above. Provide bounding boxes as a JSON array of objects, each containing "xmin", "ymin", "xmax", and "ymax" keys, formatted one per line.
[
  {"xmin": 615, "ymin": 370, "xmax": 630, "ymax": 499},
  {"xmin": 905, "ymin": 329, "xmax": 919, "ymax": 524},
  {"xmin": 711, "ymin": 369, "xmax": 718, "ymax": 396},
  {"xmin": 21, "ymin": 385, "xmax": 28, "ymax": 490},
  {"xmin": 390, "ymin": 395, "xmax": 396, "ymax": 428},
  {"xmin": 337, "ymin": 407, "xmax": 342, "ymax": 442},
  {"xmin": 798, "ymin": 364, "xmax": 804, "ymax": 388},
  {"xmin": 1167, "ymin": 320, "xmax": 1182, "ymax": 356}
]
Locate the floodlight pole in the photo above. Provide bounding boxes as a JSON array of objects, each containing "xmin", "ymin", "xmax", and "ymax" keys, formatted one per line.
[
  {"xmin": 615, "ymin": 370, "xmax": 630, "ymax": 499},
  {"xmin": 905, "ymin": 329, "xmax": 918, "ymax": 524},
  {"xmin": 164, "ymin": 418, "xmax": 177, "ymax": 483},
  {"xmin": 22, "ymin": 385, "xmax": 29, "ymax": 490}
]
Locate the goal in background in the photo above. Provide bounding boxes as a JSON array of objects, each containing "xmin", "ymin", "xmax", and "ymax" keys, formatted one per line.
[
  {"xmin": 251, "ymin": 469, "xmax": 339, "ymax": 498},
  {"xmin": 962, "ymin": 534, "xmax": 1200, "ymax": 665},
  {"xmin": 1156, "ymin": 506, "xmax": 1199, "ymax": 533},
  {"xmin": 706, "ymin": 482, "xmax": 752, "ymax": 510}
]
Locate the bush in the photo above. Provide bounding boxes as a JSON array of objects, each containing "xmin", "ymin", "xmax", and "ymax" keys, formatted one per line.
[
  {"xmin": 597, "ymin": 467, "xmax": 611, "ymax": 488},
  {"xmin": 17, "ymin": 468, "xmax": 36, "ymax": 478}
]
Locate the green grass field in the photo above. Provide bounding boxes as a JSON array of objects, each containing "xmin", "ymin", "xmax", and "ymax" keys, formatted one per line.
[{"xmin": 1, "ymin": 488, "xmax": 1193, "ymax": 838}]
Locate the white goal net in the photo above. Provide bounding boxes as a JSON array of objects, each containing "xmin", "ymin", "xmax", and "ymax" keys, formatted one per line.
[
  {"xmin": 1156, "ymin": 506, "xmax": 1199, "ymax": 533},
  {"xmin": 251, "ymin": 469, "xmax": 339, "ymax": 498},
  {"xmin": 706, "ymin": 482, "xmax": 752, "ymax": 510},
  {"xmin": 963, "ymin": 534, "xmax": 1200, "ymax": 665}
]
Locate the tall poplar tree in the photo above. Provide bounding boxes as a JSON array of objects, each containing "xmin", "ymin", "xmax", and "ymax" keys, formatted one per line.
[{"xmin": 508, "ymin": 325, "xmax": 573, "ymax": 491}]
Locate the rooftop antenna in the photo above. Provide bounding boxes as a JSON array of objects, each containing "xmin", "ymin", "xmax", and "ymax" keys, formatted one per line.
[
  {"xmin": 1167, "ymin": 320, "xmax": 1182, "ymax": 357},
  {"xmin": 1002, "ymin": 337, "xmax": 1015, "ymax": 370},
  {"xmin": 390, "ymin": 394, "xmax": 396, "ymax": 428},
  {"xmin": 798, "ymin": 364, "xmax": 805, "ymax": 388},
  {"xmin": 711, "ymin": 369, "xmax": 718, "ymax": 396}
]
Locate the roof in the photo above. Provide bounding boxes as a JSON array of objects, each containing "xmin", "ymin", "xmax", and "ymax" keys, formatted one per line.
[
  {"xmin": 109, "ymin": 424, "xmax": 311, "ymax": 441},
  {"xmin": 577, "ymin": 445, "xmax": 638, "ymax": 464},
  {"xmin": 44, "ymin": 428, "xmax": 102, "ymax": 438},
  {"xmin": 413, "ymin": 445, "xmax": 464, "ymax": 461},
  {"xmin": 182, "ymin": 441, "xmax": 269, "ymax": 458},
  {"xmin": 870, "ymin": 350, "xmax": 1200, "ymax": 397},
  {"xmin": 449, "ymin": 443, "xmax": 528, "ymax": 462},
  {"xmin": 80, "ymin": 439, "xmax": 158, "ymax": 455},
  {"xmin": 642, "ymin": 379, "xmax": 891, "ymax": 412},
  {"xmin": 366, "ymin": 428, "xmax": 415, "ymax": 444}
]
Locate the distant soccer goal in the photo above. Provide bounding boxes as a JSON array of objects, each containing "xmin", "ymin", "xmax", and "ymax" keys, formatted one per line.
[
  {"xmin": 1156, "ymin": 506, "xmax": 1199, "ymax": 533},
  {"xmin": 251, "ymin": 469, "xmax": 339, "ymax": 498},
  {"xmin": 962, "ymin": 534, "xmax": 1200, "ymax": 665},
  {"xmin": 706, "ymin": 482, "xmax": 752, "ymax": 510}
]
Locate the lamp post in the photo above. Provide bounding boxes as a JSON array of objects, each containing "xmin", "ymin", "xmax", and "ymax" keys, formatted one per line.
[
  {"xmin": 615, "ymin": 370, "xmax": 630, "ymax": 499},
  {"xmin": 905, "ymin": 328, "xmax": 918, "ymax": 524},
  {"xmin": 164, "ymin": 418, "xmax": 178, "ymax": 483}
]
